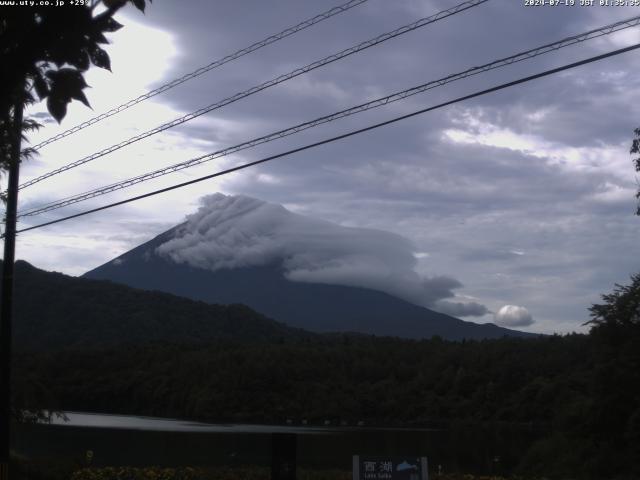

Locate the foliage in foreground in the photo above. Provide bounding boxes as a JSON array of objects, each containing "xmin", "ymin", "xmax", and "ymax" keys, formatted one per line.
[
  {"xmin": 12, "ymin": 274, "xmax": 640, "ymax": 479},
  {"xmin": 69, "ymin": 466, "xmax": 527, "ymax": 480},
  {"xmin": 12, "ymin": 333, "xmax": 620, "ymax": 479}
]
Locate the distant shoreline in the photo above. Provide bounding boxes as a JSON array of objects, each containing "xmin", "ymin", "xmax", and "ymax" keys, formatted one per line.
[{"xmin": 43, "ymin": 411, "xmax": 442, "ymax": 434}]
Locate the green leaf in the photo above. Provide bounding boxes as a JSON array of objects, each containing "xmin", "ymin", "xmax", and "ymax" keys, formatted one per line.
[
  {"xmin": 105, "ymin": 17, "xmax": 124, "ymax": 32},
  {"xmin": 89, "ymin": 45, "xmax": 111, "ymax": 71},
  {"xmin": 96, "ymin": 14, "xmax": 124, "ymax": 33},
  {"xmin": 73, "ymin": 50, "xmax": 91, "ymax": 71},
  {"xmin": 92, "ymin": 31, "xmax": 110, "ymax": 45},
  {"xmin": 46, "ymin": 95, "xmax": 67, "ymax": 123},
  {"xmin": 71, "ymin": 89, "xmax": 91, "ymax": 108},
  {"xmin": 102, "ymin": 0, "xmax": 127, "ymax": 8},
  {"xmin": 131, "ymin": 0, "xmax": 145, "ymax": 12},
  {"xmin": 51, "ymin": 68, "xmax": 88, "ymax": 90},
  {"xmin": 46, "ymin": 68, "xmax": 91, "ymax": 113}
]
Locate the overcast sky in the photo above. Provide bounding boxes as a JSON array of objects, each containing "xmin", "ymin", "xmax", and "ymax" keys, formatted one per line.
[{"xmin": 10, "ymin": 0, "xmax": 640, "ymax": 334}]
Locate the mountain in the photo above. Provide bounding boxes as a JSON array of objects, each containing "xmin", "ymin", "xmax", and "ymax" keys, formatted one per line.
[
  {"xmin": 7, "ymin": 260, "xmax": 312, "ymax": 351},
  {"xmin": 83, "ymin": 194, "xmax": 536, "ymax": 340}
]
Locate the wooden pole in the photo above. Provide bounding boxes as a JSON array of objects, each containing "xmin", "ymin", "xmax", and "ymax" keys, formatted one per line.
[
  {"xmin": 0, "ymin": 92, "xmax": 24, "ymax": 480},
  {"xmin": 271, "ymin": 433, "xmax": 297, "ymax": 480}
]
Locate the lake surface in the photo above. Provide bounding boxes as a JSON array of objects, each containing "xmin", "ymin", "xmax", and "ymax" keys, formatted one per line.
[
  {"xmin": 13, "ymin": 411, "xmax": 542, "ymax": 475},
  {"xmin": 48, "ymin": 411, "xmax": 345, "ymax": 433}
]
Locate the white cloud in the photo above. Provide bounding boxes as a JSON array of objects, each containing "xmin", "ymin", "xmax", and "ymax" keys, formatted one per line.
[
  {"xmin": 494, "ymin": 305, "xmax": 534, "ymax": 327},
  {"xmin": 443, "ymin": 109, "xmax": 633, "ymax": 180},
  {"xmin": 156, "ymin": 193, "xmax": 488, "ymax": 316}
]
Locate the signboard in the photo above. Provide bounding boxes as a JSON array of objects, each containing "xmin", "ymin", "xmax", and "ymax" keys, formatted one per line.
[
  {"xmin": 272, "ymin": 433, "xmax": 296, "ymax": 480},
  {"xmin": 353, "ymin": 456, "xmax": 428, "ymax": 480}
]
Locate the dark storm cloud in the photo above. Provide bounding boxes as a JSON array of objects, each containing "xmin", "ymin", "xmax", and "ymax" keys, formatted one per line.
[
  {"xmin": 96, "ymin": 0, "xmax": 640, "ymax": 332},
  {"xmin": 130, "ymin": 1, "xmax": 612, "ymax": 114},
  {"xmin": 123, "ymin": 0, "xmax": 640, "ymax": 178},
  {"xmin": 436, "ymin": 300, "xmax": 490, "ymax": 318}
]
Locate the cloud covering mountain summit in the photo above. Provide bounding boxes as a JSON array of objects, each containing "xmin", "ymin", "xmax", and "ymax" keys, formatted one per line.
[{"xmin": 156, "ymin": 194, "xmax": 489, "ymax": 317}]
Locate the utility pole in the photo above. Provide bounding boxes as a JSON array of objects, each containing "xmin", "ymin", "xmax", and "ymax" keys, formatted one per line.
[{"xmin": 0, "ymin": 92, "xmax": 24, "ymax": 480}]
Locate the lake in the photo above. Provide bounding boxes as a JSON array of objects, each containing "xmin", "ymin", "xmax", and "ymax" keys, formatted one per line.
[{"xmin": 12, "ymin": 411, "xmax": 543, "ymax": 475}]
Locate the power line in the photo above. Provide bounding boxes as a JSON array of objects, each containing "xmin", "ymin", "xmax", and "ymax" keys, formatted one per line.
[
  {"xmin": 30, "ymin": 0, "xmax": 372, "ymax": 151},
  {"xmin": 18, "ymin": 13, "xmax": 640, "ymax": 219},
  {"xmin": 17, "ymin": 0, "xmax": 489, "ymax": 191},
  {"xmin": 13, "ymin": 42, "xmax": 640, "ymax": 236},
  {"xmin": 18, "ymin": 13, "xmax": 638, "ymax": 216}
]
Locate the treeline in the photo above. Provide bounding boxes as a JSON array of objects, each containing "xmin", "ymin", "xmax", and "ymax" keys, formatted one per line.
[
  {"xmin": 13, "ymin": 325, "xmax": 640, "ymax": 478},
  {"xmin": 7, "ymin": 260, "xmax": 313, "ymax": 351},
  {"xmin": 14, "ymin": 335, "xmax": 587, "ymax": 426},
  {"xmin": 8, "ymin": 263, "xmax": 640, "ymax": 478}
]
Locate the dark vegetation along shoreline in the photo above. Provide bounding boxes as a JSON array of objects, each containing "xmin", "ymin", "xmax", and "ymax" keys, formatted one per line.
[
  {"xmin": 7, "ymin": 262, "xmax": 640, "ymax": 479},
  {"xmin": 14, "ymin": 328, "xmax": 640, "ymax": 479}
]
